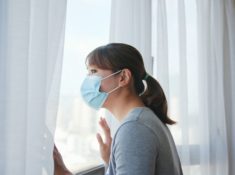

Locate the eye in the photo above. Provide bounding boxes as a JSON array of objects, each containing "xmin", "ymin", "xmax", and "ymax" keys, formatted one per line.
[{"xmin": 88, "ymin": 69, "xmax": 97, "ymax": 75}]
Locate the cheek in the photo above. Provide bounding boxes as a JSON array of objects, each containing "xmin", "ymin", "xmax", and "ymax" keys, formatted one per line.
[
  {"xmin": 99, "ymin": 84, "xmax": 107, "ymax": 92},
  {"xmin": 100, "ymin": 79, "xmax": 116, "ymax": 92},
  {"xmin": 99, "ymin": 80, "xmax": 110, "ymax": 92}
]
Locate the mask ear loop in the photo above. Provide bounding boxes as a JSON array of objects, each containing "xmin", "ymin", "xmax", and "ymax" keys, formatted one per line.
[
  {"xmin": 101, "ymin": 69, "xmax": 123, "ymax": 94},
  {"xmin": 101, "ymin": 70, "xmax": 122, "ymax": 80},
  {"xmin": 107, "ymin": 85, "xmax": 121, "ymax": 94}
]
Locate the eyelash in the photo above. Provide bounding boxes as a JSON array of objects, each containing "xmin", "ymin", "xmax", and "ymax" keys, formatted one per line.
[{"xmin": 89, "ymin": 69, "xmax": 97, "ymax": 74}]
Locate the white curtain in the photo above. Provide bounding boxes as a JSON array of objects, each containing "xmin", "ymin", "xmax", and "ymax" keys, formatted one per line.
[
  {"xmin": 109, "ymin": 0, "xmax": 235, "ymax": 175},
  {"xmin": 109, "ymin": 0, "xmax": 153, "ymax": 73},
  {"xmin": 195, "ymin": 0, "xmax": 235, "ymax": 174},
  {"xmin": 0, "ymin": 0, "xmax": 67, "ymax": 175},
  {"xmin": 106, "ymin": 0, "xmax": 153, "ymax": 137}
]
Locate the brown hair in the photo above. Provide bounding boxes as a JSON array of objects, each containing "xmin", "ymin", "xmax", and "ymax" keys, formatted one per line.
[{"xmin": 86, "ymin": 43, "xmax": 175, "ymax": 125}]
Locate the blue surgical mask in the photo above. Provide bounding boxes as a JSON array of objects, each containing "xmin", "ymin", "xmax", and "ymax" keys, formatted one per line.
[{"xmin": 80, "ymin": 70, "xmax": 122, "ymax": 110}]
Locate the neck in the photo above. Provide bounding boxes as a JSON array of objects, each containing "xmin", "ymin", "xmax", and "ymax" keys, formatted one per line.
[{"xmin": 107, "ymin": 93, "xmax": 145, "ymax": 122}]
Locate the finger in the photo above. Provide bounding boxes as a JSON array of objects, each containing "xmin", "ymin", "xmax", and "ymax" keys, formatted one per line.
[
  {"xmin": 102, "ymin": 118, "xmax": 110, "ymax": 130},
  {"xmin": 96, "ymin": 133, "xmax": 104, "ymax": 147},
  {"xmin": 103, "ymin": 124, "xmax": 112, "ymax": 144},
  {"xmin": 53, "ymin": 145, "xmax": 59, "ymax": 158},
  {"xmin": 99, "ymin": 120, "xmax": 111, "ymax": 140},
  {"xmin": 99, "ymin": 118, "xmax": 106, "ymax": 128},
  {"xmin": 53, "ymin": 144, "xmax": 58, "ymax": 152},
  {"xmin": 99, "ymin": 120, "xmax": 112, "ymax": 144},
  {"xmin": 99, "ymin": 117, "xmax": 107, "ymax": 127},
  {"xmin": 99, "ymin": 117, "xmax": 110, "ymax": 133},
  {"xmin": 98, "ymin": 118, "xmax": 108, "ymax": 141}
]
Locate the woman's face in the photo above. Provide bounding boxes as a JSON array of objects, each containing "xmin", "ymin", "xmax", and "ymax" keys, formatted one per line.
[
  {"xmin": 86, "ymin": 63, "xmax": 136, "ymax": 110},
  {"xmin": 87, "ymin": 64, "xmax": 121, "ymax": 94}
]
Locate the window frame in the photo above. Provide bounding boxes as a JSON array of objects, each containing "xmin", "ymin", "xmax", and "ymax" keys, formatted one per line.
[{"xmin": 75, "ymin": 164, "xmax": 105, "ymax": 175}]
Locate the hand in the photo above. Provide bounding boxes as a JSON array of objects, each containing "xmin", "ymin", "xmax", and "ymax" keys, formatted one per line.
[
  {"xmin": 53, "ymin": 145, "xmax": 73, "ymax": 175},
  {"xmin": 96, "ymin": 117, "xmax": 112, "ymax": 165}
]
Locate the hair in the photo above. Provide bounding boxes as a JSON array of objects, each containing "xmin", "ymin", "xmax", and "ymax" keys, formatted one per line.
[{"xmin": 86, "ymin": 43, "xmax": 176, "ymax": 125}]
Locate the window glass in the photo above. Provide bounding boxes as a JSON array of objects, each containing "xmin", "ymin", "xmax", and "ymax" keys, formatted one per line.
[{"xmin": 55, "ymin": 0, "xmax": 111, "ymax": 172}]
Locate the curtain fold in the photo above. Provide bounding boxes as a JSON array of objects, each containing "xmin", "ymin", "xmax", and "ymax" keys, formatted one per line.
[
  {"xmin": 109, "ymin": 0, "xmax": 152, "ymax": 73},
  {"xmin": 177, "ymin": 1, "xmax": 191, "ymax": 174},
  {"xmin": 107, "ymin": 0, "xmax": 152, "ymax": 136},
  {"xmin": 153, "ymin": 0, "xmax": 170, "ymax": 98},
  {"xmin": 224, "ymin": 1, "xmax": 235, "ymax": 173},
  {"xmin": 0, "ymin": 0, "xmax": 67, "ymax": 174},
  {"xmin": 196, "ymin": 0, "xmax": 231, "ymax": 174}
]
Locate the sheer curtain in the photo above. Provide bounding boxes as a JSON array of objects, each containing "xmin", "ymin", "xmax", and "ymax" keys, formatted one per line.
[
  {"xmin": 106, "ymin": 0, "xmax": 153, "ymax": 137},
  {"xmin": 109, "ymin": 0, "xmax": 235, "ymax": 175},
  {"xmin": 109, "ymin": 0, "xmax": 152, "ymax": 73},
  {"xmin": 0, "ymin": 0, "xmax": 67, "ymax": 175}
]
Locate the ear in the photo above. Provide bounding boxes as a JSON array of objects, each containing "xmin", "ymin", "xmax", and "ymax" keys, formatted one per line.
[{"xmin": 119, "ymin": 69, "xmax": 132, "ymax": 87}]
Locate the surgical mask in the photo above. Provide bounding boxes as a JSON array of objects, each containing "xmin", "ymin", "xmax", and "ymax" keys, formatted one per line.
[{"xmin": 80, "ymin": 70, "xmax": 122, "ymax": 110}]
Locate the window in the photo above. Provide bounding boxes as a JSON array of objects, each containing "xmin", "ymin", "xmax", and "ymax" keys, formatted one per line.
[{"xmin": 54, "ymin": 0, "xmax": 111, "ymax": 173}]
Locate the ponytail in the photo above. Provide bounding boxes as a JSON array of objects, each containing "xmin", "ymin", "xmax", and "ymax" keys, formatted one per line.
[{"xmin": 140, "ymin": 74, "xmax": 176, "ymax": 125}]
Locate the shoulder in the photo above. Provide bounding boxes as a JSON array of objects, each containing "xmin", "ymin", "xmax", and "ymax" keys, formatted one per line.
[
  {"xmin": 110, "ymin": 120, "xmax": 160, "ymax": 166},
  {"xmin": 112, "ymin": 107, "xmax": 169, "ymax": 149},
  {"xmin": 113, "ymin": 120, "xmax": 159, "ymax": 151},
  {"xmin": 119, "ymin": 107, "xmax": 167, "ymax": 138}
]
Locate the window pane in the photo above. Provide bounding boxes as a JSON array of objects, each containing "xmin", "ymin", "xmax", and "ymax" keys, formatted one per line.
[{"xmin": 55, "ymin": 0, "xmax": 111, "ymax": 172}]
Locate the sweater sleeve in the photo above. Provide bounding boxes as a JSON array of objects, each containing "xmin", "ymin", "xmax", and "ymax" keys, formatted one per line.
[{"xmin": 112, "ymin": 121, "xmax": 159, "ymax": 175}]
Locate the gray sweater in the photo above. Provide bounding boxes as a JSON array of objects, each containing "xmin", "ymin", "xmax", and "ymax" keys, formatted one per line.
[{"xmin": 106, "ymin": 107, "xmax": 183, "ymax": 175}]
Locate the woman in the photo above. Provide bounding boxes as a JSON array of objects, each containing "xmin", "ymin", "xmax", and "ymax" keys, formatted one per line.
[{"xmin": 54, "ymin": 43, "xmax": 183, "ymax": 175}]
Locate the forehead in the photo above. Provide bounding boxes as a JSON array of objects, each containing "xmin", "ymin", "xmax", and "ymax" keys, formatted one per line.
[
  {"xmin": 86, "ymin": 64, "xmax": 99, "ymax": 70},
  {"xmin": 86, "ymin": 64, "xmax": 108, "ymax": 73},
  {"xmin": 86, "ymin": 53, "xmax": 114, "ymax": 71},
  {"xmin": 86, "ymin": 64, "xmax": 112, "ymax": 74}
]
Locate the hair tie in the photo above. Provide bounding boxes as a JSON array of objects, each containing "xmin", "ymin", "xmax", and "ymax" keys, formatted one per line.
[{"xmin": 143, "ymin": 73, "xmax": 149, "ymax": 80}]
